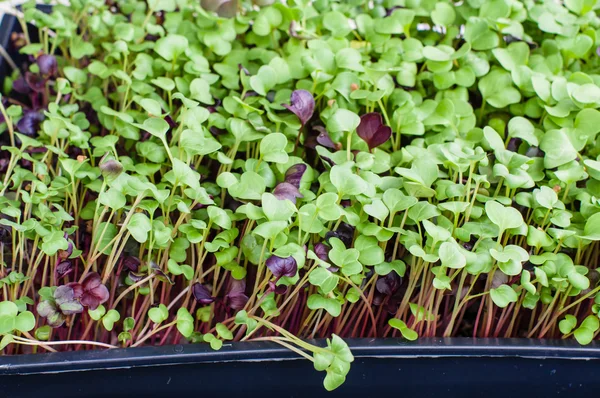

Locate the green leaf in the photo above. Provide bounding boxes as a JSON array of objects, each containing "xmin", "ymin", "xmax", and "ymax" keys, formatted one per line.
[
  {"xmin": 431, "ymin": 3, "xmax": 455, "ymax": 27},
  {"xmin": 316, "ymin": 193, "xmax": 343, "ymax": 221},
  {"xmin": 140, "ymin": 117, "xmax": 170, "ymax": 139},
  {"xmin": 63, "ymin": 66, "xmax": 87, "ymax": 85},
  {"xmin": 508, "ymin": 117, "xmax": 538, "ymax": 146},
  {"xmin": 176, "ymin": 308, "xmax": 194, "ymax": 338},
  {"xmin": 139, "ymin": 98, "xmax": 162, "ymax": 116},
  {"xmin": 307, "ymin": 294, "xmax": 342, "ymax": 317},
  {"xmin": 439, "ymin": 241, "xmax": 466, "ymax": 269},
  {"xmin": 324, "ymin": 370, "xmax": 346, "ymax": 392},
  {"xmin": 582, "ymin": 212, "xmax": 600, "ymax": 240},
  {"xmin": 127, "ymin": 213, "xmax": 152, "ymax": 243},
  {"xmin": 189, "ymin": 78, "xmax": 214, "ymax": 105},
  {"xmin": 14, "ymin": 311, "xmax": 35, "ymax": 332},
  {"xmin": 0, "ymin": 301, "xmax": 18, "ymax": 317},
  {"xmin": 485, "ymin": 200, "xmax": 523, "ymax": 235},
  {"xmin": 180, "ymin": 129, "xmax": 222, "ymax": 156},
  {"xmin": 574, "ymin": 316, "xmax": 600, "ymax": 345},
  {"xmin": 382, "ymin": 189, "xmax": 418, "ymax": 214},
  {"xmin": 409, "ymin": 303, "xmax": 436, "ymax": 323},
  {"xmin": 253, "ymin": 221, "xmax": 287, "ymax": 241},
  {"xmin": 309, "ymin": 267, "xmax": 339, "ymax": 294},
  {"xmin": 41, "ymin": 230, "xmax": 69, "ymax": 256},
  {"xmin": 559, "ymin": 314, "xmax": 577, "ymax": 334},
  {"xmin": 568, "ymin": 269, "xmax": 590, "ymax": 290},
  {"xmin": 330, "ymin": 163, "xmax": 367, "ymax": 196},
  {"xmin": 260, "ymin": 133, "xmax": 289, "ymax": 164},
  {"xmin": 102, "ymin": 309, "xmax": 120, "ymax": 331},
  {"xmin": 148, "ymin": 304, "xmax": 169, "ymax": 324},
  {"xmin": 363, "ymin": 199, "xmax": 389, "ymax": 222},
  {"xmin": 327, "ymin": 109, "xmax": 360, "ymax": 133},
  {"xmin": 354, "ymin": 235, "xmax": 383, "ymax": 266},
  {"xmin": 490, "ymin": 284, "xmax": 518, "ymax": 308},
  {"xmin": 388, "ymin": 319, "xmax": 418, "ymax": 341},
  {"xmin": 250, "ymin": 65, "xmax": 277, "ymax": 96},
  {"xmin": 539, "ymin": 129, "xmax": 577, "ymax": 169},
  {"xmin": 492, "ymin": 42, "xmax": 529, "ymax": 72},
  {"xmin": 0, "ymin": 334, "xmax": 13, "ymax": 350},
  {"xmin": 572, "ymin": 84, "xmax": 600, "ymax": 105},
  {"xmin": 215, "ymin": 323, "xmax": 233, "ymax": 340},
  {"xmin": 155, "ymin": 34, "xmax": 188, "ymax": 61},
  {"xmin": 423, "ymin": 220, "xmax": 451, "ymax": 242},
  {"xmin": 99, "ymin": 188, "xmax": 126, "ymax": 210},
  {"xmin": 478, "ymin": 69, "xmax": 521, "ymax": 108},
  {"xmin": 207, "ymin": 206, "xmax": 232, "ymax": 230},
  {"xmin": 407, "ymin": 201, "xmax": 440, "ymax": 222},
  {"xmin": 374, "ymin": 260, "xmax": 406, "ymax": 277},
  {"xmin": 262, "ymin": 193, "xmax": 296, "ymax": 222},
  {"xmin": 88, "ymin": 305, "xmax": 106, "ymax": 321}
]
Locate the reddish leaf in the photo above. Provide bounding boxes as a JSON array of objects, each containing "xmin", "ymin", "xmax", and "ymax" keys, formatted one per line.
[
  {"xmin": 284, "ymin": 163, "xmax": 307, "ymax": 188},
  {"xmin": 80, "ymin": 273, "xmax": 110, "ymax": 310},
  {"xmin": 37, "ymin": 54, "xmax": 57, "ymax": 76},
  {"xmin": 283, "ymin": 90, "xmax": 315, "ymax": 127},
  {"xmin": 193, "ymin": 283, "xmax": 215, "ymax": 304},
  {"xmin": 273, "ymin": 182, "xmax": 303, "ymax": 204},
  {"xmin": 356, "ymin": 112, "xmax": 392, "ymax": 150},
  {"xmin": 266, "ymin": 255, "xmax": 297, "ymax": 278}
]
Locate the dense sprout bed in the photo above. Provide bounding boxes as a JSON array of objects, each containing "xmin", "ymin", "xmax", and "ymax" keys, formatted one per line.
[{"xmin": 2, "ymin": 0, "xmax": 600, "ymax": 390}]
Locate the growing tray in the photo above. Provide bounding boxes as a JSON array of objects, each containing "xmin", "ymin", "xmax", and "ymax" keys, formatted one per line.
[
  {"xmin": 1, "ymin": 338, "xmax": 600, "ymax": 397},
  {"xmin": 0, "ymin": 4, "xmax": 49, "ymax": 86}
]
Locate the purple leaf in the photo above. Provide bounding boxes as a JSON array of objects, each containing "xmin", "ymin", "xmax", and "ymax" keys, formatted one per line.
[
  {"xmin": 24, "ymin": 72, "xmax": 45, "ymax": 93},
  {"xmin": 16, "ymin": 110, "xmax": 44, "ymax": 137},
  {"xmin": 356, "ymin": 112, "xmax": 392, "ymax": 150},
  {"xmin": 273, "ymin": 182, "xmax": 303, "ymax": 204},
  {"xmin": 37, "ymin": 300, "xmax": 67, "ymax": 328},
  {"xmin": 226, "ymin": 279, "xmax": 248, "ymax": 310},
  {"xmin": 123, "ymin": 256, "xmax": 141, "ymax": 272},
  {"xmin": 314, "ymin": 126, "xmax": 337, "ymax": 149},
  {"xmin": 99, "ymin": 158, "xmax": 123, "ymax": 179},
  {"xmin": 376, "ymin": 273, "xmax": 401, "ymax": 296},
  {"xmin": 266, "ymin": 255, "xmax": 297, "ymax": 278},
  {"xmin": 314, "ymin": 243, "xmax": 330, "ymax": 262},
  {"xmin": 507, "ymin": 137, "xmax": 522, "ymax": 153},
  {"xmin": 289, "ymin": 21, "xmax": 311, "ymax": 40},
  {"xmin": 37, "ymin": 54, "xmax": 57, "ymax": 76},
  {"xmin": 193, "ymin": 283, "xmax": 215, "ymax": 304},
  {"xmin": 54, "ymin": 285, "xmax": 84, "ymax": 315},
  {"xmin": 12, "ymin": 76, "xmax": 31, "ymax": 94},
  {"xmin": 238, "ymin": 63, "xmax": 250, "ymax": 76},
  {"xmin": 80, "ymin": 272, "xmax": 110, "ymax": 310},
  {"xmin": 314, "ymin": 243, "xmax": 339, "ymax": 272},
  {"xmin": 55, "ymin": 260, "xmax": 73, "ymax": 280},
  {"xmin": 284, "ymin": 163, "xmax": 307, "ymax": 188},
  {"xmin": 325, "ymin": 222, "xmax": 355, "ymax": 248},
  {"xmin": 150, "ymin": 261, "xmax": 175, "ymax": 285},
  {"xmin": 58, "ymin": 233, "xmax": 73, "ymax": 260},
  {"xmin": 36, "ymin": 300, "xmax": 57, "ymax": 318},
  {"xmin": 201, "ymin": 0, "xmax": 238, "ymax": 17},
  {"xmin": 129, "ymin": 272, "xmax": 145, "ymax": 282},
  {"xmin": 283, "ymin": 90, "xmax": 315, "ymax": 127},
  {"xmin": 268, "ymin": 281, "xmax": 288, "ymax": 295}
]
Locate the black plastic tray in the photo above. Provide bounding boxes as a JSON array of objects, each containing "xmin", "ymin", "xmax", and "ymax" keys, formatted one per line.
[
  {"xmin": 0, "ymin": 4, "xmax": 49, "ymax": 87},
  {"xmin": 0, "ymin": 7, "xmax": 19, "ymax": 86},
  {"xmin": 1, "ymin": 338, "xmax": 600, "ymax": 397}
]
